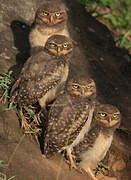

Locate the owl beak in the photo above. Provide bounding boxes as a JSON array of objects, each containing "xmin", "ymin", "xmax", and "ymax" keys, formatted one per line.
[
  {"xmin": 81, "ymin": 89, "xmax": 85, "ymax": 95},
  {"xmin": 50, "ymin": 16, "xmax": 54, "ymax": 24},
  {"xmin": 108, "ymin": 117, "xmax": 112, "ymax": 123},
  {"xmin": 57, "ymin": 47, "xmax": 61, "ymax": 55}
]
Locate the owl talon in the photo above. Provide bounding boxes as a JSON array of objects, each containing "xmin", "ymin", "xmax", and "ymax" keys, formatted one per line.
[
  {"xmin": 68, "ymin": 154, "xmax": 77, "ymax": 170},
  {"xmin": 42, "ymin": 154, "xmax": 46, "ymax": 159},
  {"xmin": 59, "ymin": 146, "xmax": 77, "ymax": 169},
  {"xmin": 64, "ymin": 146, "xmax": 77, "ymax": 170}
]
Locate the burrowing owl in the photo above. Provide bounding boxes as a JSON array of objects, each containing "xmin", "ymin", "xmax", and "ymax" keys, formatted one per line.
[
  {"xmin": 29, "ymin": 1, "xmax": 69, "ymax": 54},
  {"xmin": 73, "ymin": 104, "xmax": 121, "ymax": 180},
  {"xmin": 10, "ymin": 35, "xmax": 73, "ymax": 126},
  {"xmin": 44, "ymin": 76, "xmax": 96, "ymax": 167}
]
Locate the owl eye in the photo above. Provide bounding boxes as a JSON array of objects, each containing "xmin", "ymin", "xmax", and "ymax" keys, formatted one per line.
[
  {"xmin": 55, "ymin": 12, "xmax": 61, "ymax": 17},
  {"xmin": 112, "ymin": 114, "xmax": 118, "ymax": 118},
  {"xmin": 73, "ymin": 85, "xmax": 80, "ymax": 89},
  {"xmin": 43, "ymin": 11, "xmax": 49, "ymax": 16},
  {"xmin": 49, "ymin": 43, "xmax": 56, "ymax": 48},
  {"xmin": 86, "ymin": 85, "xmax": 91, "ymax": 89},
  {"xmin": 99, "ymin": 113, "xmax": 107, "ymax": 117},
  {"xmin": 63, "ymin": 43, "xmax": 68, "ymax": 48}
]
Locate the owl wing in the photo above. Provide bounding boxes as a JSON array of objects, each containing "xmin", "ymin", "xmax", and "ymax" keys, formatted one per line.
[
  {"xmin": 44, "ymin": 94, "xmax": 91, "ymax": 157},
  {"xmin": 11, "ymin": 51, "xmax": 67, "ymax": 105},
  {"xmin": 25, "ymin": 56, "xmax": 67, "ymax": 104},
  {"xmin": 73, "ymin": 124, "xmax": 100, "ymax": 160},
  {"xmin": 10, "ymin": 51, "xmax": 48, "ymax": 96}
]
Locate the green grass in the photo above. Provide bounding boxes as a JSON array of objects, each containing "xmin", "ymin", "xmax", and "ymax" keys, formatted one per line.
[
  {"xmin": 8, "ymin": 176, "xmax": 16, "ymax": 180},
  {"xmin": 0, "ymin": 160, "xmax": 8, "ymax": 168},
  {"xmin": 96, "ymin": 161, "xmax": 110, "ymax": 175},
  {"xmin": 0, "ymin": 71, "xmax": 13, "ymax": 104},
  {"xmin": 0, "ymin": 160, "xmax": 16, "ymax": 180},
  {"xmin": 0, "ymin": 70, "xmax": 45, "ymax": 128},
  {"xmin": 77, "ymin": 0, "xmax": 131, "ymax": 53},
  {"xmin": 0, "ymin": 71, "xmax": 17, "ymax": 110},
  {"xmin": 0, "ymin": 71, "xmax": 45, "ymax": 139}
]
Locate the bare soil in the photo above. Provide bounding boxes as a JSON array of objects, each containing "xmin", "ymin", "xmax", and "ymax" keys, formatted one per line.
[{"xmin": 0, "ymin": 0, "xmax": 131, "ymax": 179}]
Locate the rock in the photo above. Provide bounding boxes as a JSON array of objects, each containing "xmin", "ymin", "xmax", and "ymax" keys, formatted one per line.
[
  {"xmin": 97, "ymin": 173, "xmax": 117, "ymax": 180},
  {"xmin": 108, "ymin": 154, "xmax": 116, "ymax": 166},
  {"xmin": 112, "ymin": 159, "xmax": 126, "ymax": 172}
]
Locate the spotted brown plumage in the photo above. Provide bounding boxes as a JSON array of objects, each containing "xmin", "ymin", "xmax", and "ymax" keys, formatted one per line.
[
  {"xmin": 72, "ymin": 104, "xmax": 121, "ymax": 180},
  {"xmin": 44, "ymin": 76, "xmax": 96, "ymax": 167},
  {"xmin": 10, "ymin": 35, "xmax": 73, "ymax": 129}
]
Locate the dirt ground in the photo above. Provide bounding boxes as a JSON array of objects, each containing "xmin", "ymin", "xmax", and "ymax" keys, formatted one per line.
[{"xmin": 0, "ymin": 0, "xmax": 131, "ymax": 180}]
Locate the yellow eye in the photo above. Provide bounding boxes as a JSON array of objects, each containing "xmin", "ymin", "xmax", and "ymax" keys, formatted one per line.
[
  {"xmin": 50, "ymin": 43, "xmax": 56, "ymax": 48},
  {"xmin": 55, "ymin": 12, "xmax": 61, "ymax": 17},
  {"xmin": 63, "ymin": 43, "xmax": 68, "ymax": 48},
  {"xmin": 100, "ymin": 113, "xmax": 107, "ymax": 117},
  {"xmin": 43, "ymin": 11, "xmax": 49, "ymax": 16},
  {"xmin": 73, "ymin": 85, "xmax": 79, "ymax": 89},
  {"xmin": 112, "ymin": 114, "xmax": 118, "ymax": 118},
  {"xmin": 86, "ymin": 85, "xmax": 91, "ymax": 89}
]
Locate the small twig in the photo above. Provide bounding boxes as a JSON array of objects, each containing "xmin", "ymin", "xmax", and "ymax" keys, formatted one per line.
[{"xmin": 7, "ymin": 134, "xmax": 25, "ymax": 167}]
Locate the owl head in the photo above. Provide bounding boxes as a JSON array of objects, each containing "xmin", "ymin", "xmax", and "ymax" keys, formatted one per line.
[
  {"xmin": 45, "ymin": 34, "xmax": 73, "ymax": 58},
  {"xmin": 66, "ymin": 76, "xmax": 96, "ymax": 98},
  {"xmin": 94, "ymin": 104, "xmax": 121, "ymax": 128},
  {"xmin": 35, "ymin": 2, "xmax": 67, "ymax": 26}
]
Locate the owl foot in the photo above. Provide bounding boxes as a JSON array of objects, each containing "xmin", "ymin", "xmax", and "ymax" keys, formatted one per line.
[
  {"xmin": 77, "ymin": 166, "xmax": 98, "ymax": 180},
  {"xmin": 86, "ymin": 168, "xmax": 98, "ymax": 180},
  {"xmin": 42, "ymin": 154, "xmax": 46, "ymax": 159},
  {"xmin": 68, "ymin": 154, "xmax": 77, "ymax": 170},
  {"xmin": 79, "ymin": 164, "xmax": 98, "ymax": 180},
  {"xmin": 61, "ymin": 146, "xmax": 77, "ymax": 169}
]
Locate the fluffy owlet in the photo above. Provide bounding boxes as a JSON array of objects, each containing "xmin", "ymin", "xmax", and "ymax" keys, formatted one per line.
[
  {"xmin": 44, "ymin": 76, "xmax": 96, "ymax": 167},
  {"xmin": 73, "ymin": 104, "xmax": 121, "ymax": 180},
  {"xmin": 29, "ymin": 1, "xmax": 69, "ymax": 54},
  {"xmin": 10, "ymin": 35, "xmax": 73, "ymax": 119}
]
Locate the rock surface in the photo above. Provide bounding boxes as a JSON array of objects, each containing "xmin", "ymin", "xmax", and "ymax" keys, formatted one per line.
[
  {"xmin": 97, "ymin": 174, "xmax": 117, "ymax": 180},
  {"xmin": 112, "ymin": 159, "xmax": 126, "ymax": 172}
]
